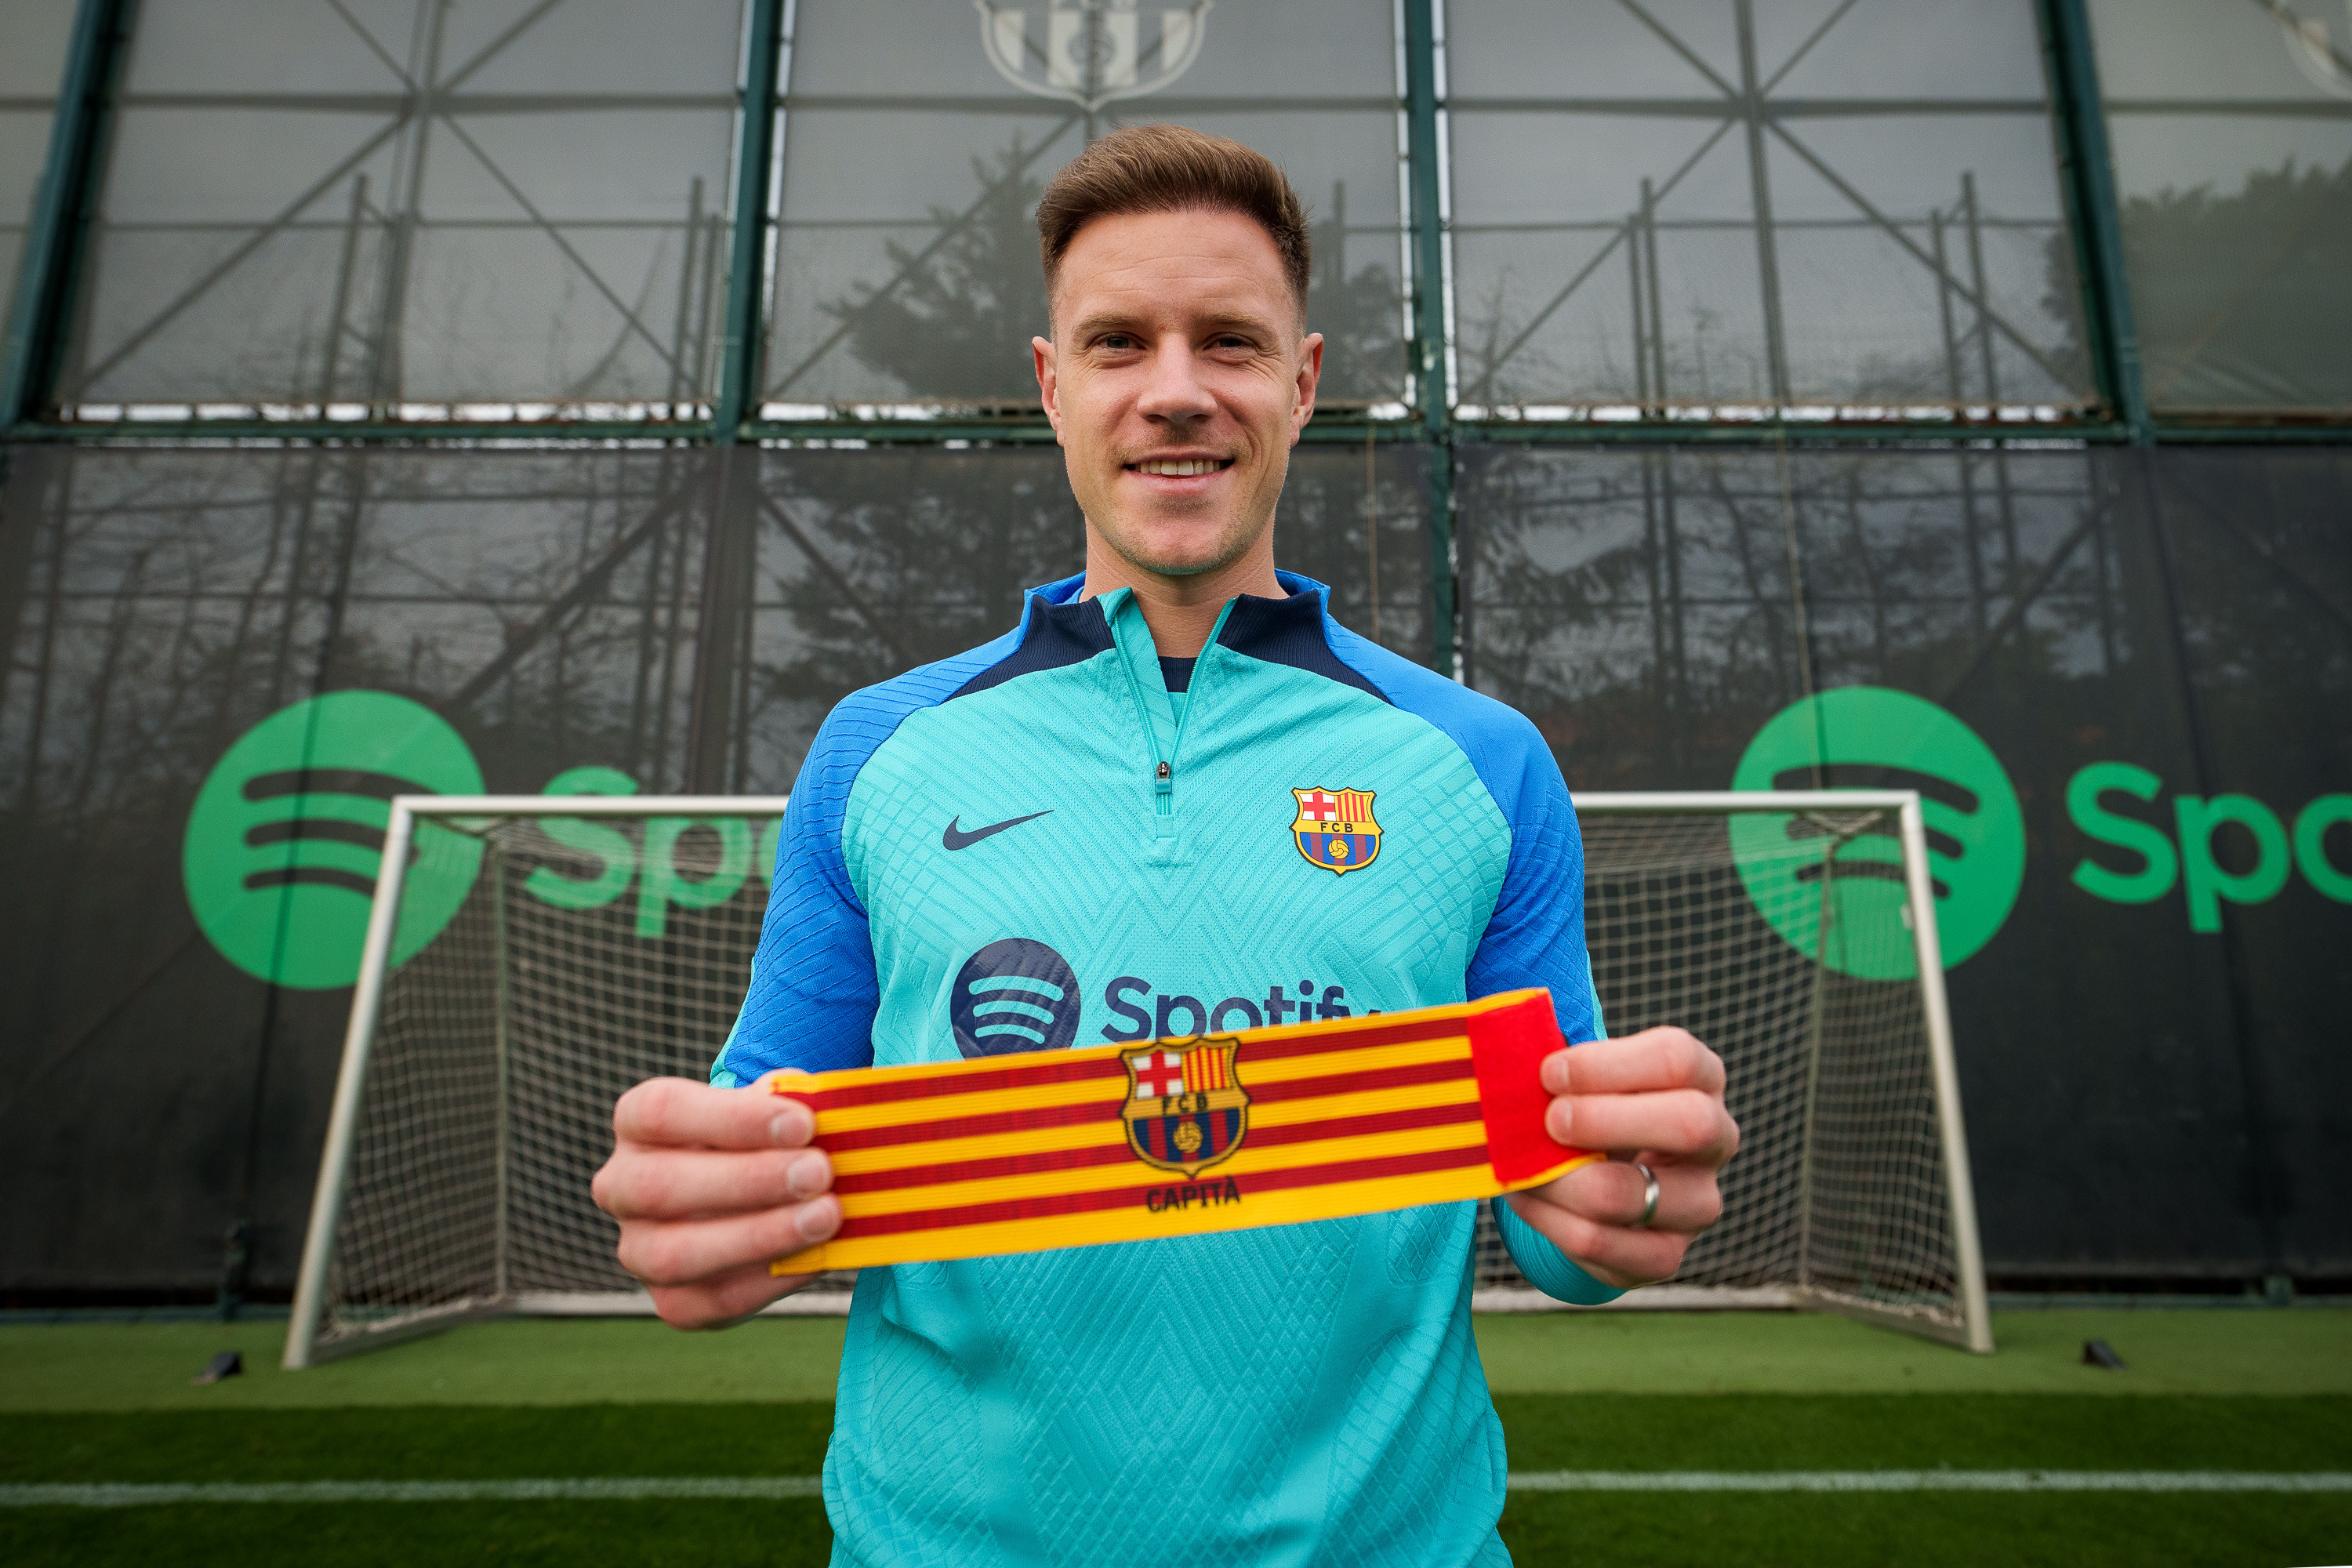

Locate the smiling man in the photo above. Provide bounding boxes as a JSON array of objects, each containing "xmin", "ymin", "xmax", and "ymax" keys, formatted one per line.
[{"xmin": 593, "ymin": 125, "xmax": 1736, "ymax": 1566}]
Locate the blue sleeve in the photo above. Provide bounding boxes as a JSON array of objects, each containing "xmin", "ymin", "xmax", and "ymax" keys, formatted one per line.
[
  {"xmin": 1458, "ymin": 731, "xmax": 1621, "ymax": 1304},
  {"xmin": 710, "ymin": 706, "xmax": 884, "ymax": 1086},
  {"xmin": 1457, "ymin": 733, "xmax": 1621, "ymax": 1305},
  {"xmin": 1457, "ymin": 719, "xmax": 1602, "ymax": 1044},
  {"xmin": 1329, "ymin": 624, "xmax": 1621, "ymax": 1305},
  {"xmin": 712, "ymin": 623, "xmax": 1030, "ymax": 1087},
  {"xmin": 1492, "ymin": 1197, "xmax": 1624, "ymax": 1304}
]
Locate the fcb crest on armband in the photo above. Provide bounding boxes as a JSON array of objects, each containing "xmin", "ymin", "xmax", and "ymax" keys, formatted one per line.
[
  {"xmin": 1121, "ymin": 1039, "xmax": 1250, "ymax": 1177},
  {"xmin": 1291, "ymin": 788, "xmax": 1381, "ymax": 876}
]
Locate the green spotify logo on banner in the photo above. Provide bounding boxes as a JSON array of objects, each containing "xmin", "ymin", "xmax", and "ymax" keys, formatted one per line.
[
  {"xmin": 183, "ymin": 691, "xmax": 485, "ymax": 989},
  {"xmin": 1730, "ymin": 687, "xmax": 2025, "ymax": 980}
]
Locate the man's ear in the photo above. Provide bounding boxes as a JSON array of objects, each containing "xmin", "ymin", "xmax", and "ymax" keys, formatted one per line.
[
  {"xmin": 1033, "ymin": 336, "xmax": 1063, "ymax": 442},
  {"xmin": 1290, "ymin": 331, "xmax": 1325, "ymax": 441}
]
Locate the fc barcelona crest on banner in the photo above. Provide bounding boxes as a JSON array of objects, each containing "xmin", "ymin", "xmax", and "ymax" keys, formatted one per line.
[
  {"xmin": 1291, "ymin": 788, "xmax": 1381, "ymax": 876},
  {"xmin": 1121, "ymin": 1038, "xmax": 1250, "ymax": 1177},
  {"xmin": 974, "ymin": 0, "xmax": 1214, "ymax": 114}
]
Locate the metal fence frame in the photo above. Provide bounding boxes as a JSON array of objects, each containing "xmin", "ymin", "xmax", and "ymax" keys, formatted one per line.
[{"xmin": 4, "ymin": 3, "xmax": 2346, "ymax": 681}]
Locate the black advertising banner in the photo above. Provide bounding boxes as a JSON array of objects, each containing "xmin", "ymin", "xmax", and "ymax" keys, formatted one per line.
[
  {"xmin": 0, "ymin": 444, "xmax": 1081, "ymax": 1292},
  {"xmin": 0, "ymin": 446, "xmax": 721, "ymax": 1294},
  {"xmin": 1461, "ymin": 445, "xmax": 2350, "ymax": 1282},
  {"xmin": 0, "ymin": 442, "xmax": 2344, "ymax": 1294},
  {"xmin": 2143, "ymin": 452, "xmax": 2352, "ymax": 1276}
]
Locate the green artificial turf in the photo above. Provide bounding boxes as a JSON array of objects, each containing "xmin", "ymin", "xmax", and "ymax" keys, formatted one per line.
[
  {"xmin": 5, "ymin": 1394, "xmax": 2350, "ymax": 1568},
  {"xmin": 0, "ymin": 1498, "xmax": 837, "ymax": 1568},
  {"xmin": 0, "ymin": 1317, "xmax": 847, "ymax": 1411},
  {"xmin": 0, "ymin": 1405, "xmax": 838, "ymax": 1485},
  {"xmin": 6, "ymin": 1311, "xmax": 2350, "ymax": 1567},
  {"xmin": 1488, "ymin": 1393, "xmax": 2352, "ymax": 1472},
  {"xmin": 1472, "ymin": 1305, "xmax": 2352, "ymax": 1396},
  {"xmin": 13, "ymin": 1491, "xmax": 2346, "ymax": 1568},
  {"xmin": 4, "ymin": 1306, "xmax": 2345, "ymax": 1411},
  {"xmin": 2, "ymin": 1396, "xmax": 2346, "ymax": 1484},
  {"xmin": 1498, "ymin": 1493, "xmax": 2352, "ymax": 1568},
  {"xmin": 6, "ymin": 1397, "xmax": 2351, "ymax": 1568}
]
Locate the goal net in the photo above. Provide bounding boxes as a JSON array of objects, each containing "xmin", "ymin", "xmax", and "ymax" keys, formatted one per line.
[
  {"xmin": 1472, "ymin": 793, "xmax": 1988, "ymax": 1352},
  {"xmin": 285, "ymin": 790, "xmax": 1988, "ymax": 1367}
]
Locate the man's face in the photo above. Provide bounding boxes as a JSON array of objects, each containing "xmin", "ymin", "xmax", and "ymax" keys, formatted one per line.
[{"xmin": 1033, "ymin": 207, "xmax": 1323, "ymax": 582}]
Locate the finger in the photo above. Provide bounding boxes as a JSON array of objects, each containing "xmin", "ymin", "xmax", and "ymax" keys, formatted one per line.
[
  {"xmin": 648, "ymin": 1260, "xmax": 814, "ymax": 1331},
  {"xmin": 615, "ymin": 1194, "xmax": 842, "ymax": 1287},
  {"xmin": 593, "ymin": 1145, "xmax": 833, "ymax": 1222},
  {"xmin": 1503, "ymin": 1192, "xmax": 1690, "ymax": 1290},
  {"xmin": 1525, "ymin": 1160, "xmax": 1722, "ymax": 1236},
  {"xmin": 612, "ymin": 1076, "xmax": 815, "ymax": 1152},
  {"xmin": 1546, "ymin": 1089, "xmax": 1738, "ymax": 1166},
  {"xmin": 1541, "ymin": 1029, "xmax": 1724, "ymax": 1097}
]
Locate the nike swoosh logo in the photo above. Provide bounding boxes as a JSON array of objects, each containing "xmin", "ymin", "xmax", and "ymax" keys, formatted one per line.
[{"xmin": 942, "ymin": 811, "xmax": 1053, "ymax": 851}]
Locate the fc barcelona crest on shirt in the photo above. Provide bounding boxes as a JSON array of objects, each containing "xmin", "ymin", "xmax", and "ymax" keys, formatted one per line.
[
  {"xmin": 1121, "ymin": 1038, "xmax": 1250, "ymax": 1177},
  {"xmin": 1291, "ymin": 788, "xmax": 1381, "ymax": 876}
]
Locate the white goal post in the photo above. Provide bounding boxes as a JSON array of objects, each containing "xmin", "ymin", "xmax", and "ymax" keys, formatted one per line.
[{"xmin": 285, "ymin": 790, "xmax": 1991, "ymax": 1367}]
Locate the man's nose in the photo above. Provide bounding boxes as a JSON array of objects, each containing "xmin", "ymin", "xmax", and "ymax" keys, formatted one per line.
[{"xmin": 1134, "ymin": 339, "xmax": 1218, "ymax": 423}]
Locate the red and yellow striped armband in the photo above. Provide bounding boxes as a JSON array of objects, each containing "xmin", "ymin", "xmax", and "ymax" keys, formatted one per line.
[{"xmin": 767, "ymin": 987, "xmax": 1597, "ymax": 1275}]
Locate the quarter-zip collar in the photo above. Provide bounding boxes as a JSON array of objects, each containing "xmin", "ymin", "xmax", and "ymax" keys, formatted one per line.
[
  {"xmin": 993, "ymin": 571, "xmax": 1388, "ymax": 711},
  {"xmin": 1097, "ymin": 586, "xmax": 1240, "ymax": 838},
  {"xmin": 946, "ymin": 569, "xmax": 1392, "ymax": 858},
  {"xmin": 1014, "ymin": 568, "xmax": 1342, "ymax": 655}
]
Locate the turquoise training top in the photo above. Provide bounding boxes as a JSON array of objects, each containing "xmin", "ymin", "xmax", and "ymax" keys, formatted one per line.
[{"xmin": 715, "ymin": 572, "xmax": 1618, "ymax": 1567}]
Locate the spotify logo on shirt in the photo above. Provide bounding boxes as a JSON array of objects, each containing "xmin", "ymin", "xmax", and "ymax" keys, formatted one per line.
[
  {"xmin": 1730, "ymin": 687, "xmax": 2025, "ymax": 980},
  {"xmin": 950, "ymin": 938, "xmax": 1083, "ymax": 1058},
  {"xmin": 183, "ymin": 691, "xmax": 485, "ymax": 989}
]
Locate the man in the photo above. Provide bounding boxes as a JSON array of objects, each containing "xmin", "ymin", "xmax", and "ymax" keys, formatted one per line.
[{"xmin": 593, "ymin": 125, "xmax": 1736, "ymax": 1565}]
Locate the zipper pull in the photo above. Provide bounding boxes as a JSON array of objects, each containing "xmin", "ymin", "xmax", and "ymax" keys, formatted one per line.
[{"xmin": 1154, "ymin": 760, "xmax": 1173, "ymax": 799}]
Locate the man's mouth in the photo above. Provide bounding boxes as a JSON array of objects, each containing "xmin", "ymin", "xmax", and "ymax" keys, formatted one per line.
[{"xmin": 1127, "ymin": 457, "xmax": 1234, "ymax": 477}]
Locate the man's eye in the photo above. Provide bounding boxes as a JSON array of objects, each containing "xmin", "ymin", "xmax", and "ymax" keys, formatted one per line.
[{"xmin": 1098, "ymin": 334, "xmax": 1138, "ymax": 351}]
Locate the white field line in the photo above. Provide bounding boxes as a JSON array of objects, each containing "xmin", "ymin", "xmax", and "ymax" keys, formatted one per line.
[
  {"xmin": 1508, "ymin": 1472, "xmax": 2352, "ymax": 1493},
  {"xmin": 0, "ymin": 1479, "xmax": 825, "ymax": 1506},
  {"xmin": 5, "ymin": 1473, "xmax": 2350, "ymax": 1507}
]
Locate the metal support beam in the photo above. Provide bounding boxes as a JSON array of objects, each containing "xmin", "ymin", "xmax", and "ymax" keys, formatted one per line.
[
  {"xmin": 0, "ymin": 0, "xmax": 130, "ymax": 428},
  {"xmin": 1, "ymin": 412, "xmax": 2162, "ymax": 447},
  {"xmin": 1403, "ymin": 0, "xmax": 1456, "ymax": 677},
  {"xmin": 684, "ymin": 448, "xmax": 757, "ymax": 789},
  {"xmin": 700, "ymin": 0, "xmax": 786, "ymax": 787},
  {"xmin": 2039, "ymin": 0, "xmax": 2151, "ymax": 442},
  {"xmin": 1735, "ymin": 0, "xmax": 1792, "ymax": 409},
  {"xmin": 713, "ymin": 0, "xmax": 786, "ymax": 441}
]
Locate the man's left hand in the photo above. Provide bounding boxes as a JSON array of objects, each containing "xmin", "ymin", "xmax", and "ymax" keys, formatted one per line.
[{"xmin": 1504, "ymin": 1027, "xmax": 1738, "ymax": 1290}]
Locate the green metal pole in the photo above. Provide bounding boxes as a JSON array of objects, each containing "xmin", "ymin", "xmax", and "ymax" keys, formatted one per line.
[
  {"xmin": 1403, "ymin": 0, "xmax": 1457, "ymax": 676},
  {"xmin": 2039, "ymin": 0, "xmax": 2150, "ymax": 444},
  {"xmin": 713, "ymin": 0, "xmax": 786, "ymax": 443},
  {"xmin": 691, "ymin": 0, "xmax": 786, "ymax": 785},
  {"xmin": 0, "ymin": 0, "xmax": 131, "ymax": 430}
]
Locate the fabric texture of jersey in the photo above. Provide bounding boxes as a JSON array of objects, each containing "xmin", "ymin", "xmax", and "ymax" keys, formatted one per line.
[{"xmin": 717, "ymin": 572, "xmax": 1617, "ymax": 1567}]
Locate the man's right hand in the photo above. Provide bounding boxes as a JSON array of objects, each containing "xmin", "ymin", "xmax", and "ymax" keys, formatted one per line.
[{"xmin": 590, "ymin": 1075, "xmax": 842, "ymax": 1330}]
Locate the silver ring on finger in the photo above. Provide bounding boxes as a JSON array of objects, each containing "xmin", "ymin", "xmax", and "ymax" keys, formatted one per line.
[{"xmin": 1630, "ymin": 1162, "xmax": 1661, "ymax": 1229}]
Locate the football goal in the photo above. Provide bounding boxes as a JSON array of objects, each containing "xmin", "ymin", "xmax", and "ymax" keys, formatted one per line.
[{"xmin": 285, "ymin": 790, "xmax": 1989, "ymax": 1367}]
